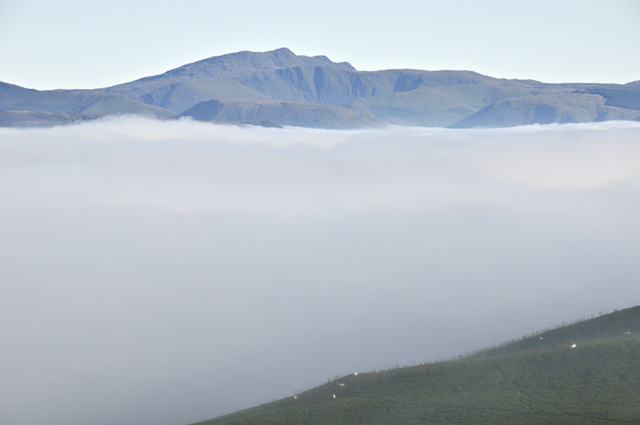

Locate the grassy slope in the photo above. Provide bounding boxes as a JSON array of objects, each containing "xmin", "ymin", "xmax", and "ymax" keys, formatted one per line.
[
  {"xmin": 79, "ymin": 94, "xmax": 176, "ymax": 117},
  {"xmin": 0, "ymin": 82, "xmax": 175, "ymax": 119},
  {"xmin": 194, "ymin": 307, "xmax": 640, "ymax": 425},
  {"xmin": 0, "ymin": 110, "xmax": 99, "ymax": 127},
  {"xmin": 583, "ymin": 87, "xmax": 640, "ymax": 111},
  {"xmin": 155, "ymin": 79, "xmax": 270, "ymax": 112},
  {"xmin": 452, "ymin": 93, "xmax": 640, "ymax": 128},
  {"xmin": 345, "ymin": 83, "xmax": 542, "ymax": 127},
  {"xmin": 177, "ymin": 99, "xmax": 383, "ymax": 129}
]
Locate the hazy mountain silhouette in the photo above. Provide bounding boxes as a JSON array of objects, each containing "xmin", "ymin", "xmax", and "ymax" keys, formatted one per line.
[{"xmin": 2, "ymin": 48, "xmax": 640, "ymax": 128}]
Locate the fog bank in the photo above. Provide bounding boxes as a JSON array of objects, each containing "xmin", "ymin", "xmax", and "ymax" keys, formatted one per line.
[{"xmin": 2, "ymin": 118, "xmax": 640, "ymax": 425}]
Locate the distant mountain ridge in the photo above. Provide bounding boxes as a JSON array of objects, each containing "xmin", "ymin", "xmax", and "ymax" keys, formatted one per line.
[{"xmin": 2, "ymin": 48, "xmax": 640, "ymax": 128}]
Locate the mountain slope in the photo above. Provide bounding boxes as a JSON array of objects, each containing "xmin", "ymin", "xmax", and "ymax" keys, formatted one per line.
[
  {"xmin": 582, "ymin": 86, "xmax": 640, "ymax": 111},
  {"xmin": 453, "ymin": 93, "xmax": 640, "ymax": 128},
  {"xmin": 345, "ymin": 82, "xmax": 542, "ymax": 126},
  {"xmin": 2, "ymin": 48, "xmax": 640, "ymax": 128},
  {"xmin": 102, "ymin": 48, "xmax": 360, "ymax": 109},
  {"xmin": 0, "ymin": 82, "xmax": 174, "ymax": 119},
  {"xmin": 193, "ymin": 306, "xmax": 640, "ymax": 425},
  {"xmin": 0, "ymin": 110, "xmax": 99, "ymax": 127},
  {"xmin": 177, "ymin": 99, "xmax": 383, "ymax": 129}
]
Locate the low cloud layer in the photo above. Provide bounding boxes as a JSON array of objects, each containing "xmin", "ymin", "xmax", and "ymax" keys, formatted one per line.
[{"xmin": 2, "ymin": 118, "xmax": 640, "ymax": 425}]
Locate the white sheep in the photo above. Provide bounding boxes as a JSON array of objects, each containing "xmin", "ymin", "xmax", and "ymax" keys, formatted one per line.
[
  {"xmin": 571, "ymin": 343, "xmax": 577, "ymax": 349},
  {"xmin": 332, "ymin": 394, "xmax": 336, "ymax": 399}
]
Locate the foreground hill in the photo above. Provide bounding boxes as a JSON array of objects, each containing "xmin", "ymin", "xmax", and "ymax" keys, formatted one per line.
[
  {"xmin": 193, "ymin": 306, "xmax": 640, "ymax": 425},
  {"xmin": 2, "ymin": 48, "xmax": 640, "ymax": 128}
]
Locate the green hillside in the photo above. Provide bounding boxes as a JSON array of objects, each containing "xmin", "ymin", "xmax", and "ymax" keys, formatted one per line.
[
  {"xmin": 193, "ymin": 306, "xmax": 640, "ymax": 425},
  {"xmin": 345, "ymin": 83, "xmax": 540, "ymax": 126},
  {"xmin": 177, "ymin": 98, "xmax": 383, "ymax": 129},
  {"xmin": 0, "ymin": 82, "xmax": 175, "ymax": 119},
  {"xmin": 453, "ymin": 92, "xmax": 640, "ymax": 127},
  {"xmin": 0, "ymin": 110, "xmax": 99, "ymax": 127}
]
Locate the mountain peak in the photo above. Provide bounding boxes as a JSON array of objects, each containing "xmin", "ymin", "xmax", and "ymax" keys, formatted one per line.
[
  {"xmin": 270, "ymin": 47, "xmax": 296, "ymax": 57},
  {"xmin": 155, "ymin": 47, "xmax": 354, "ymax": 81}
]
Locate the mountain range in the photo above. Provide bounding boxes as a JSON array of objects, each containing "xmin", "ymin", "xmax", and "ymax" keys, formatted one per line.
[
  {"xmin": 2, "ymin": 48, "xmax": 640, "ymax": 128},
  {"xmin": 192, "ymin": 306, "xmax": 640, "ymax": 424}
]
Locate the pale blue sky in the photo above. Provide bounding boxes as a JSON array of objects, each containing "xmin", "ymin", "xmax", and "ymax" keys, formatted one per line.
[{"xmin": 1, "ymin": 0, "xmax": 639, "ymax": 89}]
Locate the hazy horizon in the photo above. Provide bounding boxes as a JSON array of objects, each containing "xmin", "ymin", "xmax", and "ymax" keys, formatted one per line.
[
  {"xmin": 1, "ymin": 118, "xmax": 639, "ymax": 425},
  {"xmin": 1, "ymin": 1, "xmax": 639, "ymax": 90}
]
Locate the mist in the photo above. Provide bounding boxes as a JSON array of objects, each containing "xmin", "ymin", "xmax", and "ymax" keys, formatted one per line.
[{"xmin": 1, "ymin": 117, "xmax": 639, "ymax": 425}]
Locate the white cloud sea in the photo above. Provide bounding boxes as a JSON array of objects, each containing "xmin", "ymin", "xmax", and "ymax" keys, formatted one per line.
[{"xmin": 1, "ymin": 118, "xmax": 639, "ymax": 425}]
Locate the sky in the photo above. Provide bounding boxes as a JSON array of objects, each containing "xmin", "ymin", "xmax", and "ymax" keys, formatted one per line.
[
  {"xmin": 1, "ymin": 118, "xmax": 640, "ymax": 425},
  {"xmin": 0, "ymin": 0, "xmax": 639, "ymax": 90}
]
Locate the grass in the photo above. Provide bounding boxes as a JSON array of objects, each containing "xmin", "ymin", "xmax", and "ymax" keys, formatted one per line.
[{"xmin": 191, "ymin": 306, "xmax": 640, "ymax": 425}]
